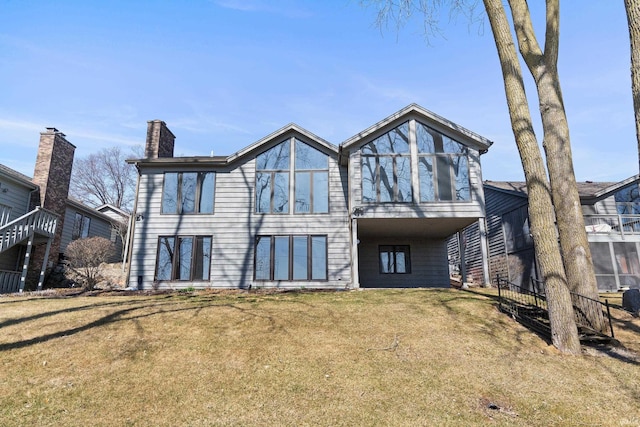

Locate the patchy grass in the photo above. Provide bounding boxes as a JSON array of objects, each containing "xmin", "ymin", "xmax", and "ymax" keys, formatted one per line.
[{"xmin": 0, "ymin": 288, "xmax": 638, "ymax": 426}]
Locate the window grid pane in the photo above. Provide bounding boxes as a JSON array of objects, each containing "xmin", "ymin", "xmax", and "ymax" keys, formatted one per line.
[
  {"xmin": 362, "ymin": 156, "xmax": 377, "ymax": 202},
  {"xmin": 295, "ymin": 140, "xmax": 328, "ymax": 170},
  {"xmin": 273, "ymin": 173, "xmax": 289, "ymax": 213},
  {"xmin": 293, "ymin": 236, "xmax": 308, "ymax": 280},
  {"xmin": 181, "ymin": 173, "xmax": 197, "ymax": 214},
  {"xmin": 255, "ymin": 236, "xmax": 271, "ymax": 280},
  {"xmin": 273, "ymin": 237, "xmax": 290, "ymax": 280},
  {"xmin": 199, "ymin": 173, "xmax": 215, "ymax": 213},
  {"xmin": 311, "ymin": 236, "xmax": 327, "ymax": 280},
  {"xmin": 81, "ymin": 217, "xmax": 91, "ymax": 238},
  {"xmin": 453, "ymin": 155, "xmax": 470, "ymax": 201},
  {"xmin": 157, "ymin": 237, "xmax": 175, "ymax": 281},
  {"xmin": 178, "ymin": 237, "xmax": 193, "ymax": 280},
  {"xmin": 313, "ymin": 172, "xmax": 329, "ymax": 213},
  {"xmin": 257, "ymin": 140, "xmax": 290, "ymax": 170},
  {"xmin": 396, "ymin": 157, "xmax": 412, "ymax": 202},
  {"xmin": 379, "ymin": 157, "xmax": 393, "ymax": 202},
  {"xmin": 295, "ymin": 172, "xmax": 311, "ymax": 213},
  {"xmin": 256, "ymin": 173, "xmax": 272, "ymax": 213},
  {"xmin": 162, "ymin": 173, "xmax": 178, "ymax": 214}
]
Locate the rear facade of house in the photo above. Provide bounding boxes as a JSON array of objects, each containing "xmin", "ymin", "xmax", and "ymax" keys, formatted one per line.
[{"xmin": 126, "ymin": 105, "xmax": 492, "ymax": 290}]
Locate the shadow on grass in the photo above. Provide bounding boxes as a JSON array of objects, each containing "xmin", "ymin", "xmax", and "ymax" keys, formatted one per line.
[{"xmin": 0, "ymin": 293, "xmax": 284, "ymax": 352}]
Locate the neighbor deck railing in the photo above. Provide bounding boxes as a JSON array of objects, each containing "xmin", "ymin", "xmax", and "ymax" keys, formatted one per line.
[{"xmin": 584, "ymin": 214, "xmax": 640, "ymax": 236}]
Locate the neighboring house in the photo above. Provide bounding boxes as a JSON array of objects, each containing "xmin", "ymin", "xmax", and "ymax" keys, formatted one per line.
[
  {"xmin": 96, "ymin": 204, "xmax": 130, "ymax": 261},
  {"xmin": 0, "ymin": 129, "xmax": 129, "ymax": 293},
  {"xmin": 449, "ymin": 177, "xmax": 640, "ymax": 291},
  {"xmin": 126, "ymin": 104, "xmax": 493, "ymax": 290},
  {"xmin": 63, "ymin": 200, "xmax": 127, "ymax": 262}
]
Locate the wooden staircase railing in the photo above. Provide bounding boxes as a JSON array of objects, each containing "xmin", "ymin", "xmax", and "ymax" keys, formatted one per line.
[{"xmin": 0, "ymin": 207, "xmax": 58, "ymax": 254}]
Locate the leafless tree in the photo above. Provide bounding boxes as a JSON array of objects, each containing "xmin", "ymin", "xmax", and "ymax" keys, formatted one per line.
[
  {"xmin": 70, "ymin": 146, "xmax": 141, "ymax": 212},
  {"xmin": 65, "ymin": 237, "xmax": 116, "ymax": 290}
]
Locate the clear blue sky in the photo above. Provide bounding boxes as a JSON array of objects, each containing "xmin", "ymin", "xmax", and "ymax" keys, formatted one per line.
[{"xmin": 0, "ymin": 1, "xmax": 635, "ymax": 182}]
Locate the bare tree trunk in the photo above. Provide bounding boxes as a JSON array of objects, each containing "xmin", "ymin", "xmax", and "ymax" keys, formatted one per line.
[
  {"xmin": 627, "ymin": 0, "xmax": 640, "ymax": 175},
  {"xmin": 483, "ymin": 0, "xmax": 581, "ymax": 354},
  {"xmin": 509, "ymin": 0, "xmax": 605, "ymax": 332}
]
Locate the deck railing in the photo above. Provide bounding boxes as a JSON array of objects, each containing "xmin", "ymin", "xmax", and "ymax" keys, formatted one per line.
[
  {"xmin": 0, "ymin": 207, "xmax": 58, "ymax": 254},
  {"xmin": 584, "ymin": 214, "xmax": 640, "ymax": 236}
]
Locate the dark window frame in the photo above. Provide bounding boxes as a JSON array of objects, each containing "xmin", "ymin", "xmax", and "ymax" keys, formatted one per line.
[
  {"xmin": 154, "ymin": 235, "xmax": 213, "ymax": 282},
  {"xmin": 253, "ymin": 234, "xmax": 328, "ymax": 281},
  {"xmin": 161, "ymin": 171, "xmax": 216, "ymax": 215},
  {"xmin": 378, "ymin": 245, "xmax": 411, "ymax": 274}
]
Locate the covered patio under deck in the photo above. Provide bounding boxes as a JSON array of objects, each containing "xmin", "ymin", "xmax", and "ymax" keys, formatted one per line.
[{"xmin": 351, "ymin": 216, "xmax": 486, "ymax": 288}]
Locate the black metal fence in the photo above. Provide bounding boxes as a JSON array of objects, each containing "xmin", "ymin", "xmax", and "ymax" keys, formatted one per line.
[{"xmin": 496, "ymin": 275, "xmax": 614, "ymax": 341}]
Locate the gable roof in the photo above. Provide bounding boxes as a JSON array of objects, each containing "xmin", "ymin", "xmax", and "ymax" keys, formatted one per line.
[
  {"xmin": 485, "ymin": 176, "xmax": 639, "ymax": 202},
  {"xmin": 96, "ymin": 203, "xmax": 130, "ymax": 219},
  {"xmin": 67, "ymin": 198, "xmax": 122, "ymax": 224},
  {"xmin": 226, "ymin": 123, "xmax": 338, "ymax": 165},
  {"xmin": 339, "ymin": 103, "xmax": 494, "ymax": 159},
  {"xmin": 128, "ymin": 123, "xmax": 338, "ymax": 169},
  {"xmin": 0, "ymin": 163, "xmax": 37, "ymax": 189}
]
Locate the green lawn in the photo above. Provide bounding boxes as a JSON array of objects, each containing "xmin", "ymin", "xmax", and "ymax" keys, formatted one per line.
[{"xmin": 0, "ymin": 288, "xmax": 638, "ymax": 426}]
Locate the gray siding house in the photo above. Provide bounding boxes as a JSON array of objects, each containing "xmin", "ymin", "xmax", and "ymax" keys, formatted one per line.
[
  {"xmin": 450, "ymin": 177, "xmax": 640, "ymax": 291},
  {"xmin": 126, "ymin": 104, "xmax": 493, "ymax": 290},
  {"xmin": 0, "ymin": 129, "xmax": 129, "ymax": 292}
]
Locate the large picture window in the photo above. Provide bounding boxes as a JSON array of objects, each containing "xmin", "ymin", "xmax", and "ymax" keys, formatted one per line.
[
  {"xmin": 361, "ymin": 122, "xmax": 412, "ymax": 203},
  {"xmin": 379, "ymin": 245, "xmax": 411, "ymax": 274},
  {"xmin": 161, "ymin": 172, "xmax": 215, "ymax": 214},
  {"xmin": 254, "ymin": 235, "xmax": 327, "ymax": 281},
  {"xmin": 417, "ymin": 122, "xmax": 470, "ymax": 202},
  {"xmin": 156, "ymin": 235, "xmax": 212, "ymax": 281}
]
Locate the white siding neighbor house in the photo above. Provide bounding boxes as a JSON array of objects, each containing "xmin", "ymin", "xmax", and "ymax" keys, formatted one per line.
[{"xmin": 126, "ymin": 104, "xmax": 493, "ymax": 290}]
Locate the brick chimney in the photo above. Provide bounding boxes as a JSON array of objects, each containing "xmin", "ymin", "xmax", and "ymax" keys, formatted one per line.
[
  {"xmin": 31, "ymin": 128, "xmax": 76, "ymax": 262},
  {"xmin": 145, "ymin": 120, "xmax": 175, "ymax": 159},
  {"xmin": 32, "ymin": 128, "xmax": 75, "ymax": 211}
]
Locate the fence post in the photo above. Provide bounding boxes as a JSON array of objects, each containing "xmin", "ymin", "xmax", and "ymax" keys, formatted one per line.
[
  {"xmin": 605, "ymin": 299, "xmax": 615, "ymax": 339},
  {"xmin": 496, "ymin": 274, "xmax": 502, "ymax": 311}
]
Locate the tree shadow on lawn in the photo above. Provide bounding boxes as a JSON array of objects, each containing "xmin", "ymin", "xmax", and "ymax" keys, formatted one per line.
[{"xmin": 0, "ymin": 294, "xmax": 282, "ymax": 352}]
